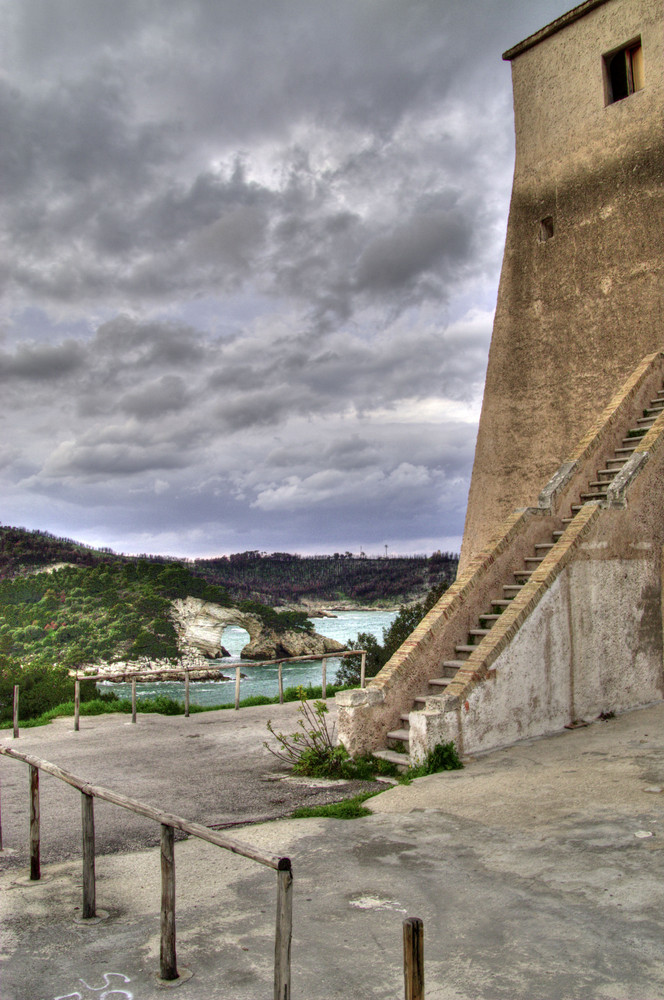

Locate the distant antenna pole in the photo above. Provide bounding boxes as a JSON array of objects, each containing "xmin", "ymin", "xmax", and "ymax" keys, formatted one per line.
[{"xmin": 385, "ymin": 544, "xmax": 388, "ymax": 558}]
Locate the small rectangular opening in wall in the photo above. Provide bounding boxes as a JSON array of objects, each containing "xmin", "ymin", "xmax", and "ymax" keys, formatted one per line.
[
  {"xmin": 604, "ymin": 38, "xmax": 644, "ymax": 105},
  {"xmin": 539, "ymin": 216, "xmax": 554, "ymax": 242}
]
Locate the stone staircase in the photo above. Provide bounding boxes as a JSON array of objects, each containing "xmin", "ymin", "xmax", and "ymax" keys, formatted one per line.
[{"xmin": 378, "ymin": 384, "xmax": 664, "ymax": 762}]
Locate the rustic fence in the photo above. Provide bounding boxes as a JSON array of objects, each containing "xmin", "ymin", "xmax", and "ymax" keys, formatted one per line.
[
  {"xmin": 8, "ymin": 650, "xmax": 367, "ymax": 737},
  {"xmin": 0, "ymin": 746, "xmax": 293, "ymax": 995}
]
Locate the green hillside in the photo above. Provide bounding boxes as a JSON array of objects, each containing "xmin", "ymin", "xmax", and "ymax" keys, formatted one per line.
[{"xmin": 0, "ymin": 560, "xmax": 311, "ymax": 670}]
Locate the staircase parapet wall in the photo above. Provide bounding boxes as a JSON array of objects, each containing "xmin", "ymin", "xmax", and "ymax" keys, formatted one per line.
[
  {"xmin": 539, "ymin": 351, "xmax": 664, "ymax": 516},
  {"xmin": 607, "ymin": 406, "xmax": 664, "ymax": 507},
  {"xmin": 427, "ymin": 502, "xmax": 601, "ymax": 720},
  {"xmin": 336, "ymin": 504, "xmax": 559, "ymax": 756}
]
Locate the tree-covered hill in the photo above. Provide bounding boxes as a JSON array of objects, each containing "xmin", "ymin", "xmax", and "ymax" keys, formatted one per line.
[
  {"xmin": 0, "ymin": 524, "xmax": 125, "ymax": 578},
  {"xmin": 0, "ymin": 524, "xmax": 458, "ymax": 605},
  {"xmin": 191, "ymin": 550, "xmax": 458, "ymax": 605}
]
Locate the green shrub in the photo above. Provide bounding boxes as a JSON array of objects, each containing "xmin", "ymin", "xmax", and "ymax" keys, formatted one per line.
[
  {"xmin": 402, "ymin": 741, "xmax": 463, "ymax": 782},
  {"xmin": 265, "ymin": 689, "xmax": 399, "ymax": 780}
]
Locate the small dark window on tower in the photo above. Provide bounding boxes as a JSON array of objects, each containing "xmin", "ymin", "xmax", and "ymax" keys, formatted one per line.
[
  {"xmin": 539, "ymin": 216, "xmax": 554, "ymax": 242},
  {"xmin": 605, "ymin": 40, "xmax": 644, "ymax": 104}
]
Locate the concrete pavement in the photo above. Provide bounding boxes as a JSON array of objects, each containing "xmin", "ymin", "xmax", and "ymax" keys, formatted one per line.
[{"xmin": 3, "ymin": 701, "xmax": 664, "ymax": 998}]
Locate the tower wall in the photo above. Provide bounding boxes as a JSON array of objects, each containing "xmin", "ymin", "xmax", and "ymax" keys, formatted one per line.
[{"xmin": 460, "ymin": 0, "xmax": 664, "ymax": 570}]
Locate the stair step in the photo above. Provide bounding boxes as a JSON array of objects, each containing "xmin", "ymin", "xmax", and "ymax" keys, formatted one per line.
[
  {"xmin": 502, "ymin": 584, "xmax": 523, "ymax": 595},
  {"xmin": 442, "ymin": 659, "xmax": 467, "ymax": 670},
  {"xmin": 622, "ymin": 435, "xmax": 644, "ymax": 445},
  {"xmin": 491, "ymin": 599, "xmax": 513, "ymax": 609},
  {"xmin": 589, "ymin": 478, "xmax": 614, "ymax": 486},
  {"xmin": 580, "ymin": 491, "xmax": 607, "ymax": 500},
  {"xmin": 387, "ymin": 728, "xmax": 410, "ymax": 743},
  {"xmin": 400, "ymin": 712, "xmax": 413, "ymax": 723},
  {"xmin": 637, "ymin": 417, "xmax": 656, "ymax": 425},
  {"xmin": 524, "ymin": 556, "xmax": 544, "ymax": 566},
  {"xmin": 478, "ymin": 613, "xmax": 501, "ymax": 622},
  {"xmin": 513, "ymin": 569, "xmax": 533, "ymax": 579},
  {"xmin": 614, "ymin": 446, "xmax": 636, "ymax": 456},
  {"xmin": 534, "ymin": 542, "xmax": 555, "ymax": 552},
  {"xmin": 413, "ymin": 697, "xmax": 427, "ymax": 707},
  {"xmin": 605, "ymin": 458, "xmax": 627, "ymax": 467},
  {"xmin": 429, "ymin": 676, "xmax": 454, "ymax": 688},
  {"xmin": 372, "ymin": 748, "xmax": 411, "ymax": 770},
  {"xmin": 455, "ymin": 644, "xmax": 477, "ymax": 654},
  {"xmin": 552, "ymin": 530, "xmax": 564, "ymax": 539},
  {"xmin": 570, "ymin": 505, "xmax": 584, "ymax": 513}
]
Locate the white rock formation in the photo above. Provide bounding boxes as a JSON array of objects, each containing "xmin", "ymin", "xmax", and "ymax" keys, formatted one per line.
[{"xmin": 171, "ymin": 596, "xmax": 345, "ymax": 661}]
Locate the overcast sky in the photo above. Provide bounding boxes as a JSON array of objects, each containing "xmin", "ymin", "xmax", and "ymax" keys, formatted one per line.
[{"xmin": 0, "ymin": 0, "xmax": 573, "ymax": 558}]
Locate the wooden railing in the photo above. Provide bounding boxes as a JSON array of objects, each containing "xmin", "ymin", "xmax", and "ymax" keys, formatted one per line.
[
  {"xmin": 0, "ymin": 746, "xmax": 293, "ymax": 995},
  {"xmin": 7, "ymin": 650, "xmax": 367, "ymax": 737}
]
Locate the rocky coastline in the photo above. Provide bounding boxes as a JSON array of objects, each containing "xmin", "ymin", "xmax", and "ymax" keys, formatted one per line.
[{"xmin": 70, "ymin": 649, "xmax": 243, "ymax": 683}]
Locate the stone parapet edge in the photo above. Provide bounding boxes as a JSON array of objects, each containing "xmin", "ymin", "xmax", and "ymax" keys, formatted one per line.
[
  {"xmin": 431, "ymin": 502, "xmax": 602, "ymax": 712},
  {"xmin": 503, "ymin": 0, "xmax": 612, "ymax": 61},
  {"xmin": 607, "ymin": 405, "xmax": 664, "ymax": 506},
  {"xmin": 539, "ymin": 351, "xmax": 664, "ymax": 513}
]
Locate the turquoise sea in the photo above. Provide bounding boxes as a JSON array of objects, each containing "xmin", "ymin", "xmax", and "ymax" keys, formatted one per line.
[{"xmin": 98, "ymin": 608, "xmax": 398, "ymax": 708}]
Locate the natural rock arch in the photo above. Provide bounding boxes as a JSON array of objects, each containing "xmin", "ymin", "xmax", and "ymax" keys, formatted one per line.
[{"xmin": 171, "ymin": 596, "xmax": 344, "ymax": 660}]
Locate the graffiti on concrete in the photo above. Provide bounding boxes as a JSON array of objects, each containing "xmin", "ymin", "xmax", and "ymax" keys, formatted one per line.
[{"xmin": 47, "ymin": 972, "xmax": 133, "ymax": 1000}]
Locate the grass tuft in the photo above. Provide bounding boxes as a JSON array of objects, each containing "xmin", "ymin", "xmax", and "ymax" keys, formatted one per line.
[{"xmin": 290, "ymin": 791, "xmax": 379, "ymax": 819}]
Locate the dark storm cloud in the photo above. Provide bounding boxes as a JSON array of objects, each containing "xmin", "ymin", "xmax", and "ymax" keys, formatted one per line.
[
  {"xmin": 0, "ymin": 339, "xmax": 86, "ymax": 379},
  {"xmin": 0, "ymin": 0, "xmax": 573, "ymax": 555},
  {"xmin": 355, "ymin": 206, "xmax": 473, "ymax": 294},
  {"xmin": 119, "ymin": 375, "xmax": 189, "ymax": 419}
]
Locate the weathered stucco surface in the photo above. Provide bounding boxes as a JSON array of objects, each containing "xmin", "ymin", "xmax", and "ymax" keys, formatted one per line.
[
  {"xmin": 461, "ymin": 0, "xmax": 664, "ymax": 569},
  {"xmin": 412, "ymin": 550, "xmax": 664, "ymax": 760}
]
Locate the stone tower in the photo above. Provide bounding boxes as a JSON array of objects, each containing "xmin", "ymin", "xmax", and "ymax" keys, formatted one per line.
[{"xmin": 460, "ymin": 0, "xmax": 664, "ymax": 570}]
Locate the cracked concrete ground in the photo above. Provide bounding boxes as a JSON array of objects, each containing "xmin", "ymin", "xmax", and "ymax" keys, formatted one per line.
[{"xmin": 3, "ymin": 701, "xmax": 664, "ymax": 999}]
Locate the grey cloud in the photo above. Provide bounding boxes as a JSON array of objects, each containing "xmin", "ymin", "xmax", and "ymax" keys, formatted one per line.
[
  {"xmin": 0, "ymin": 339, "xmax": 86, "ymax": 379},
  {"xmin": 0, "ymin": 0, "xmax": 574, "ymax": 556},
  {"xmin": 42, "ymin": 441, "xmax": 187, "ymax": 478},
  {"xmin": 215, "ymin": 387, "xmax": 315, "ymax": 431},
  {"xmin": 119, "ymin": 375, "xmax": 189, "ymax": 418},
  {"xmin": 355, "ymin": 208, "xmax": 474, "ymax": 294}
]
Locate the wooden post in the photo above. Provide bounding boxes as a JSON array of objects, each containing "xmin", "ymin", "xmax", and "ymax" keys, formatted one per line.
[
  {"xmin": 321, "ymin": 657, "xmax": 327, "ymax": 700},
  {"xmin": 131, "ymin": 677, "xmax": 137, "ymax": 724},
  {"xmin": 29, "ymin": 765, "xmax": 40, "ymax": 881},
  {"xmin": 278, "ymin": 662, "xmax": 284, "ymax": 705},
  {"xmin": 74, "ymin": 679, "xmax": 80, "ymax": 732},
  {"xmin": 403, "ymin": 917, "xmax": 424, "ymax": 1000},
  {"xmin": 274, "ymin": 861, "xmax": 293, "ymax": 1000},
  {"xmin": 360, "ymin": 651, "xmax": 367, "ymax": 689},
  {"xmin": 13, "ymin": 685, "xmax": 19, "ymax": 739},
  {"xmin": 81, "ymin": 792, "xmax": 96, "ymax": 918},
  {"xmin": 184, "ymin": 671, "xmax": 190, "ymax": 718},
  {"xmin": 160, "ymin": 824, "xmax": 178, "ymax": 981},
  {"xmin": 235, "ymin": 666, "xmax": 241, "ymax": 711}
]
